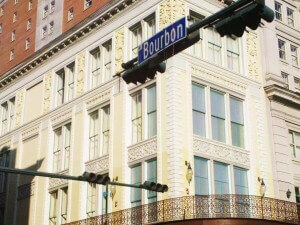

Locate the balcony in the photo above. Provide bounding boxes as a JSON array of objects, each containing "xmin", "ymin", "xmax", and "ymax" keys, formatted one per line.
[{"xmin": 64, "ymin": 195, "xmax": 299, "ymax": 225}]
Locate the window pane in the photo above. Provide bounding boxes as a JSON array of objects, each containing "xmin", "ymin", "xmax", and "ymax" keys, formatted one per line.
[
  {"xmin": 194, "ymin": 157, "xmax": 209, "ymax": 195},
  {"xmin": 193, "ymin": 84, "xmax": 206, "ymax": 136},
  {"xmin": 147, "ymin": 160, "xmax": 157, "ymax": 202},
  {"xmin": 193, "ymin": 111, "xmax": 206, "ymax": 137},
  {"xmin": 231, "ymin": 123, "xmax": 244, "ymax": 148},
  {"xmin": 102, "ymin": 106, "xmax": 110, "ymax": 155},
  {"xmin": 61, "ymin": 187, "xmax": 68, "ymax": 224},
  {"xmin": 148, "ymin": 86, "xmax": 156, "ymax": 137},
  {"xmin": 87, "ymin": 183, "xmax": 96, "ymax": 216},
  {"xmin": 212, "ymin": 116, "xmax": 225, "ymax": 142},
  {"xmin": 131, "ymin": 165, "xmax": 142, "ymax": 207},
  {"xmin": 89, "ymin": 112, "xmax": 99, "ymax": 160},
  {"xmin": 132, "ymin": 93, "xmax": 142, "ymax": 144},
  {"xmin": 214, "ymin": 162, "xmax": 229, "ymax": 194},
  {"xmin": 49, "ymin": 191, "xmax": 58, "ymax": 224},
  {"xmin": 211, "ymin": 90, "xmax": 225, "ymax": 118},
  {"xmin": 234, "ymin": 167, "xmax": 248, "ymax": 195}
]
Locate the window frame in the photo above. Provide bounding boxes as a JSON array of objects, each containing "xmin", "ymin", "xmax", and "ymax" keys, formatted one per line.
[
  {"xmin": 49, "ymin": 187, "xmax": 69, "ymax": 225},
  {"xmin": 25, "ymin": 38, "xmax": 30, "ymax": 50},
  {"xmin": 84, "ymin": 0, "xmax": 92, "ymax": 10},
  {"xmin": 67, "ymin": 8, "xmax": 74, "ymax": 22},
  {"xmin": 27, "ymin": 19, "xmax": 31, "ymax": 30},
  {"xmin": 291, "ymin": 45, "xmax": 298, "ymax": 67},
  {"xmin": 275, "ymin": 1, "xmax": 282, "ymax": 21},
  {"xmin": 289, "ymin": 131, "xmax": 300, "ymax": 160},
  {"xmin": 278, "ymin": 39, "xmax": 286, "ymax": 60},
  {"xmin": 0, "ymin": 98, "xmax": 15, "ymax": 135},
  {"xmin": 28, "ymin": 0, "xmax": 33, "ymax": 11},
  {"xmin": 287, "ymin": 7, "xmax": 294, "ymax": 27}
]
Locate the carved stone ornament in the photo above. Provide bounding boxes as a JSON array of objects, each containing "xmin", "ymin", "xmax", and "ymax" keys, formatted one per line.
[
  {"xmin": 128, "ymin": 137, "xmax": 157, "ymax": 162},
  {"xmin": 22, "ymin": 125, "xmax": 40, "ymax": 141},
  {"xmin": 191, "ymin": 65, "xmax": 246, "ymax": 93},
  {"xmin": 115, "ymin": 28, "xmax": 125, "ymax": 74},
  {"xmin": 0, "ymin": 140, "xmax": 10, "ymax": 150},
  {"xmin": 15, "ymin": 89, "xmax": 26, "ymax": 127},
  {"xmin": 246, "ymin": 32, "xmax": 259, "ymax": 81},
  {"xmin": 42, "ymin": 71, "xmax": 53, "ymax": 114},
  {"xmin": 17, "ymin": 182, "xmax": 35, "ymax": 200},
  {"xmin": 85, "ymin": 154, "xmax": 109, "ymax": 172},
  {"xmin": 49, "ymin": 170, "xmax": 68, "ymax": 189},
  {"xmin": 159, "ymin": 0, "xmax": 186, "ymax": 30},
  {"xmin": 51, "ymin": 109, "xmax": 72, "ymax": 127},
  {"xmin": 86, "ymin": 89, "xmax": 111, "ymax": 110},
  {"xmin": 193, "ymin": 136, "xmax": 250, "ymax": 167},
  {"xmin": 76, "ymin": 51, "xmax": 86, "ymax": 97}
]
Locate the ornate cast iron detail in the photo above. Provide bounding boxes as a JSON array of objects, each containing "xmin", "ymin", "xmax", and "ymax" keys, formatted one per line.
[{"xmin": 63, "ymin": 195, "xmax": 299, "ymax": 225}]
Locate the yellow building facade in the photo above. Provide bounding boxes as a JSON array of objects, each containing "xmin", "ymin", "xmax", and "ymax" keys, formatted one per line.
[{"xmin": 0, "ymin": 0, "xmax": 298, "ymax": 225}]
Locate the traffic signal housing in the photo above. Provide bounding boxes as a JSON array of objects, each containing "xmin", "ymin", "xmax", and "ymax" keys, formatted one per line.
[
  {"xmin": 142, "ymin": 181, "xmax": 168, "ymax": 193},
  {"xmin": 215, "ymin": 1, "xmax": 274, "ymax": 37},
  {"xmin": 81, "ymin": 172, "xmax": 110, "ymax": 185}
]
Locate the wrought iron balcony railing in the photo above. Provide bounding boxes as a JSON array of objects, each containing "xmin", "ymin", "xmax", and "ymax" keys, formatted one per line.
[{"xmin": 64, "ymin": 195, "xmax": 300, "ymax": 225}]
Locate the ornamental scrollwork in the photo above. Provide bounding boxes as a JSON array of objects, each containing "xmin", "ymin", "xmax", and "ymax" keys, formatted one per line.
[
  {"xmin": 159, "ymin": 0, "xmax": 185, "ymax": 30},
  {"xmin": 15, "ymin": 89, "xmax": 26, "ymax": 127},
  {"xmin": 85, "ymin": 154, "xmax": 109, "ymax": 173},
  {"xmin": 128, "ymin": 137, "xmax": 157, "ymax": 163},
  {"xmin": 115, "ymin": 28, "xmax": 125, "ymax": 74},
  {"xmin": 246, "ymin": 32, "xmax": 259, "ymax": 81},
  {"xmin": 76, "ymin": 51, "xmax": 86, "ymax": 97},
  {"xmin": 42, "ymin": 71, "xmax": 53, "ymax": 114}
]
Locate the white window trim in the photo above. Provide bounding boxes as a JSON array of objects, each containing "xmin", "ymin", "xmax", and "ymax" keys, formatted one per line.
[
  {"xmin": 49, "ymin": 186, "xmax": 69, "ymax": 225},
  {"xmin": 0, "ymin": 97, "xmax": 15, "ymax": 136}
]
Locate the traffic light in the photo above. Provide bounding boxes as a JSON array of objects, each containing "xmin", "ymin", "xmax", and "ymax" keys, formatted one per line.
[
  {"xmin": 142, "ymin": 181, "xmax": 168, "ymax": 193},
  {"xmin": 215, "ymin": 1, "xmax": 274, "ymax": 37},
  {"xmin": 81, "ymin": 172, "xmax": 110, "ymax": 185}
]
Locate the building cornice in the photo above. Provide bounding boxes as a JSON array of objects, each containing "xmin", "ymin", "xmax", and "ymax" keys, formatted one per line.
[
  {"xmin": 264, "ymin": 84, "xmax": 300, "ymax": 108},
  {"xmin": 0, "ymin": 0, "xmax": 139, "ymax": 90}
]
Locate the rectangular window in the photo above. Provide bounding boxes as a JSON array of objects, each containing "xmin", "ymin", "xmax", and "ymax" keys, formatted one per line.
[
  {"xmin": 192, "ymin": 84, "xmax": 206, "ymax": 137},
  {"xmin": 61, "ymin": 187, "xmax": 68, "ymax": 224},
  {"xmin": 1, "ymin": 98, "xmax": 15, "ymax": 135},
  {"xmin": 189, "ymin": 12, "xmax": 204, "ymax": 58},
  {"xmin": 11, "ymin": 30, "xmax": 16, "ymax": 42},
  {"xmin": 145, "ymin": 14, "xmax": 156, "ymax": 39},
  {"xmin": 275, "ymin": 2, "xmax": 282, "ymax": 21},
  {"xmin": 56, "ymin": 69, "xmax": 65, "ymax": 106},
  {"xmin": 234, "ymin": 167, "xmax": 248, "ymax": 195},
  {"xmin": 211, "ymin": 90, "xmax": 225, "ymax": 143},
  {"xmin": 0, "ymin": 7, "xmax": 3, "ymax": 16},
  {"xmin": 86, "ymin": 183, "xmax": 96, "ymax": 217},
  {"xmin": 295, "ymin": 187, "xmax": 300, "ymax": 203},
  {"xmin": 287, "ymin": 8, "xmax": 294, "ymax": 27},
  {"xmin": 281, "ymin": 72, "xmax": 289, "ymax": 88},
  {"xmin": 230, "ymin": 97, "xmax": 244, "ymax": 148},
  {"xmin": 27, "ymin": 19, "xmax": 31, "ymax": 30},
  {"xmin": 43, "ymin": 5, "xmax": 49, "ymax": 19},
  {"xmin": 90, "ymin": 47, "xmax": 101, "ymax": 88},
  {"xmin": 25, "ymin": 38, "xmax": 30, "ymax": 50},
  {"xmin": 68, "ymin": 8, "xmax": 74, "ymax": 21},
  {"xmin": 132, "ymin": 93, "xmax": 142, "ymax": 144},
  {"xmin": 102, "ymin": 181, "xmax": 108, "ymax": 215},
  {"xmin": 103, "ymin": 41, "xmax": 112, "ymax": 82},
  {"xmin": 84, "ymin": 0, "xmax": 92, "ymax": 9},
  {"xmin": 89, "ymin": 106, "xmax": 110, "ymax": 160},
  {"xmin": 278, "ymin": 39, "xmax": 286, "ymax": 60},
  {"xmin": 289, "ymin": 131, "xmax": 300, "ymax": 159},
  {"xmin": 131, "ymin": 165, "xmax": 142, "ymax": 207},
  {"xmin": 295, "ymin": 77, "xmax": 300, "ymax": 90},
  {"xmin": 207, "ymin": 28, "xmax": 222, "ymax": 65},
  {"xmin": 291, "ymin": 45, "xmax": 298, "ymax": 66},
  {"xmin": 50, "ymin": 0, "xmax": 55, "ymax": 13},
  {"xmin": 0, "ymin": 24, "xmax": 2, "ymax": 34},
  {"xmin": 147, "ymin": 86, "xmax": 157, "ymax": 138},
  {"xmin": 227, "ymin": 37, "xmax": 240, "ymax": 73},
  {"xmin": 66, "ymin": 63, "xmax": 75, "ymax": 102},
  {"xmin": 28, "ymin": 0, "xmax": 33, "ymax": 11},
  {"xmin": 214, "ymin": 161, "xmax": 229, "ymax": 194},
  {"xmin": 0, "ymin": 150, "xmax": 10, "ymax": 193},
  {"xmin": 130, "ymin": 23, "xmax": 142, "ymax": 59},
  {"xmin": 10, "ymin": 50, "xmax": 14, "ymax": 61},
  {"xmin": 42, "ymin": 26, "xmax": 47, "ymax": 38},
  {"xmin": 49, "ymin": 21, "xmax": 54, "ymax": 34},
  {"xmin": 147, "ymin": 160, "xmax": 157, "ymax": 203},
  {"xmin": 194, "ymin": 157, "xmax": 209, "ymax": 195},
  {"xmin": 53, "ymin": 124, "xmax": 71, "ymax": 172},
  {"xmin": 49, "ymin": 191, "xmax": 58, "ymax": 225}
]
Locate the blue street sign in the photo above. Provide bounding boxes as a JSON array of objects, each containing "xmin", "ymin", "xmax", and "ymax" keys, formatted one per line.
[{"xmin": 138, "ymin": 17, "xmax": 187, "ymax": 64}]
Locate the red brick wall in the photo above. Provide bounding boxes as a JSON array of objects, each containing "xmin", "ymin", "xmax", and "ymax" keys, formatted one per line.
[
  {"xmin": 0, "ymin": 0, "xmax": 37, "ymax": 76},
  {"xmin": 63, "ymin": 0, "xmax": 110, "ymax": 32}
]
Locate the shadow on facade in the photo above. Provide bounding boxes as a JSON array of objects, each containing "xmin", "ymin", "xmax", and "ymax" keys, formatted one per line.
[{"xmin": 0, "ymin": 146, "xmax": 44, "ymax": 225}]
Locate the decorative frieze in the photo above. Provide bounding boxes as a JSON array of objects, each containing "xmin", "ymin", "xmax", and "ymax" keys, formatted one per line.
[
  {"xmin": 76, "ymin": 51, "xmax": 86, "ymax": 97},
  {"xmin": 85, "ymin": 154, "xmax": 109, "ymax": 173},
  {"xmin": 246, "ymin": 32, "xmax": 260, "ymax": 81},
  {"xmin": 193, "ymin": 136, "xmax": 250, "ymax": 167},
  {"xmin": 128, "ymin": 137, "xmax": 157, "ymax": 163},
  {"xmin": 191, "ymin": 65, "xmax": 247, "ymax": 94},
  {"xmin": 159, "ymin": 0, "xmax": 186, "ymax": 29},
  {"xmin": 15, "ymin": 89, "xmax": 26, "ymax": 127},
  {"xmin": 115, "ymin": 28, "xmax": 125, "ymax": 74},
  {"xmin": 51, "ymin": 109, "xmax": 72, "ymax": 127},
  {"xmin": 86, "ymin": 89, "xmax": 111, "ymax": 110},
  {"xmin": 49, "ymin": 170, "xmax": 68, "ymax": 189},
  {"xmin": 22, "ymin": 125, "xmax": 40, "ymax": 141},
  {"xmin": 42, "ymin": 71, "xmax": 53, "ymax": 114},
  {"xmin": 17, "ymin": 182, "xmax": 35, "ymax": 200}
]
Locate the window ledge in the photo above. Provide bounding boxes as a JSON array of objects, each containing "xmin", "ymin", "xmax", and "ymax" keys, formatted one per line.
[
  {"xmin": 49, "ymin": 169, "xmax": 68, "ymax": 190},
  {"xmin": 85, "ymin": 154, "xmax": 109, "ymax": 173},
  {"xmin": 193, "ymin": 135, "xmax": 250, "ymax": 167},
  {"xmin": 128, "ymin": 136, "xmax": 157, "ymax": 163}
]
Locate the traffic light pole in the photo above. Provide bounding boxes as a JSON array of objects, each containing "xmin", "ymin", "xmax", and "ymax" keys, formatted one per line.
[{"xmin": 0, "ymin": 167, "xmax": 152, "ymax": 191}]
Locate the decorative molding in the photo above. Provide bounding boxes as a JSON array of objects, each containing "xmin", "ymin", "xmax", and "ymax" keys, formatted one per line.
[
  {"xmin": 85, "ymin": 154, "xmax": 109, "ymax": 172},
  {"xmin": 246, "ymin": 32, "xmax": 259, "ymax": 81},
  {"xmin": 42, "ymin": 71, "xmax": 53, "ymax": 114},
  {"xmin": 76, "ymin": 51, "xmax": 85, "ymax": 97},
  {"xmin": 15, "ymin": 89, "xmax": 26, "ymax": 127},
  {"xmin": 51, "ymin": 109, "xmax": 72, "ymax": 127},
  {"xmin": 0, "ymin": 192, "xmax": 6, "ymax": 205},
  {"xmin": 159, "ymin": 0, "xmax": 185, "ymax": 29},
  {"xmin": 128, "ymin": 137, "xmax": 157, "ymax": 163},
  {"xmin": 22, "ymin": 125, "xmax": 40, "ymax": 141},
  {"xmin": 193, "ymin": 136, "xmax": 250, "ymax": 167},
  {"xmin": 0, "ymin": 139, "xmax": 10, "ymax": 150},
  {"xmin": 115, "ymin": 28, "xmax": 125, "ymax": 74},
  {"xmin": 17, "ymin": 182, "xmax": 35, "ymax": 200},
  {"xmin": 86, "ymin": 89, "xmax": 111, "ymax": 110},
  {"xmin": 191, "ymin": 65, "xmax": 246, "ymax": 93},
  {"xmin": 49, "ymin": 170, "xmax": 68, "ymax": 189}
]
